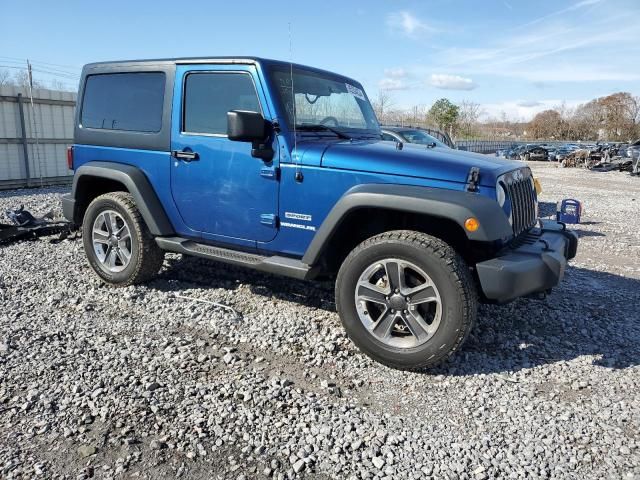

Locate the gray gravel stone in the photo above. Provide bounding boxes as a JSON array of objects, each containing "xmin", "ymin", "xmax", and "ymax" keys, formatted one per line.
[
  {"xmin": 76, "ymin": 445, "xmax": 97, "ymax": 458},
  {"xmin": 0, "ymin": 169, "xmax": 639, "ymax": 479}
]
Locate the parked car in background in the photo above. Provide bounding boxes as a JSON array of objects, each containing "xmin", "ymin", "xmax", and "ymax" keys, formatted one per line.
[
  {"xmin": 505, "ymin": 145, "xmax": 525, "ymax": 160},
  {"xmin": 613, "ymin": 143, "xmax": 629, "ymax": 158},
  {"xmin": 496, "ymin": 144, "xmax": 518, "ymax": 158},
  {"xmin": 519, "ymin": 145, "xmax": 549, "ymax": 161},
  {"xmin": 628, "ymin": 139, "xmax": 640, "ymax": 161},
  {"xmin": 550, "ymin": 146, "xmax": 574, "ymax": 162},
  {"xmin": 381, "ymin": 127, "xmax": 451, "ymax": 148}
]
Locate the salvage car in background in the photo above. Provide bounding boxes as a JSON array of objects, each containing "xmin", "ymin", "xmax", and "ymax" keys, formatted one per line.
[
  {"xmin": 550, "ymin": 146, "xmax": 574, "ymax": 162},
  {"xmin": 381, "ymin": 127, "xmax": 451, "ymax": 148},
  {"xmin": 628, "ymin": 139, "xmax": 640, "ymax": 160},
  {"xmin": 519, "ymin": 145, "xmax": 549, "ymax": 162}
]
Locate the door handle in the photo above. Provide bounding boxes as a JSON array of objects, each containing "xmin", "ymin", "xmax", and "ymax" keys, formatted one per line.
[{"xmin": 171, "ymin": 150, "xmax": 199, "ymax": 161}]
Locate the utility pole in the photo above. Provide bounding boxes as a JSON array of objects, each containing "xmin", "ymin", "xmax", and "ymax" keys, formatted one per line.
[{"xmin": 27, "ymin": 59, "xmax": 43, "ymax": 186}]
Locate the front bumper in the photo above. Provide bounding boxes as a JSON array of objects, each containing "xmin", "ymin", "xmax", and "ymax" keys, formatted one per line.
[{"xmin": 476, "ymin": 220, "xmax": 578, "ymax": 304}]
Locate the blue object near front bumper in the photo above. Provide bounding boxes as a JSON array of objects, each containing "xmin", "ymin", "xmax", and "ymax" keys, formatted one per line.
[{"xmin": 476, "ymin": 220, "xmax": 578, "ymax": 304}]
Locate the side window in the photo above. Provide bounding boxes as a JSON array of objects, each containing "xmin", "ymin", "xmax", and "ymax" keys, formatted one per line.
[
  {"xmin": 183, "ymin": 72, "xmax": 261, "ymax": 135},
  {"xmin": 382, "ymin": 133, "xmax": 397, "ymax": 141},
  {"xmin": 81, "ymin": 72, "xmax": 165, "ymax": 132}
]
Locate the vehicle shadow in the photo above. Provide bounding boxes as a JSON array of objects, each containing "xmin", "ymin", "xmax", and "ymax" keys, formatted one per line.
[
  {"xmin": 571, "ymin": 229, "xmax": 606, "ymax": 238},
  {"xmin": 153, "ymin": 255, "xmax": 336, "ymax": 311},
  {"xmin": 436, "ymin": 266, "xmax": 640, "ymax": 375},
  {"xmin": 153, "ymin": 256, "xmax": 640, "ymax": 374}
]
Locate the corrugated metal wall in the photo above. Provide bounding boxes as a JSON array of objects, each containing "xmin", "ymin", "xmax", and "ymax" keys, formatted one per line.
[{"xmin": 0, "ymin": 85, "xmax": 76, "ymax": 189}]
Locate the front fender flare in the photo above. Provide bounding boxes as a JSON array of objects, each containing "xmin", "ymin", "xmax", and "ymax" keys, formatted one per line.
[
  {"xmin": 68, "ymin": 161, "xmax": 174, "ymax": 236},
  {"xmin": 302, "ymin": 183, "xmax": 512, "ymax": 266}
]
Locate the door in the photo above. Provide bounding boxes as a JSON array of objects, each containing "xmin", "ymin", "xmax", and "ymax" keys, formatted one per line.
[{"xmin": 170, "ymin": 65, "xmax": 279, "ymax": 243}]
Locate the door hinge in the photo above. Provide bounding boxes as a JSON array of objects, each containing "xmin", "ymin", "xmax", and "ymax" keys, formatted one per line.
[
  {"xmin": 260, "ymin": 165, "xmax": 280, "ymax": 179},
  {"xmin": 260, "ymin": 214, "xmax": 278, "ymax": 227}
]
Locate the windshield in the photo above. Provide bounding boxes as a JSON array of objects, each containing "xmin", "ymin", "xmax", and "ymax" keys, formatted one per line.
[
  {"xmin": 399, "ymin": 130, "xmax": 448, "ymax": 148},
  {"xmin": 270, "ymin": 67, "xmax": 380, "ymax": 135}
]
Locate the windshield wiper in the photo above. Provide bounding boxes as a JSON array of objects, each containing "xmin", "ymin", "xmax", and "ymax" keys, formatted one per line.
[{"xmin": 295, "ymin": 124, "xmax": 351, "ymax": 140}]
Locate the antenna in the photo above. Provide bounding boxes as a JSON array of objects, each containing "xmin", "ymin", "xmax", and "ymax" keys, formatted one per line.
[{"xmin": 288, "ymin": 23, "xmax": 302, "ymax": 182}]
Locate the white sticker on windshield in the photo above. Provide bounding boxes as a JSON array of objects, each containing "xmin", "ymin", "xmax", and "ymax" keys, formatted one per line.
[{"xmin": 345, "ymin": 83, "xmax": 365, "ymax": 101}]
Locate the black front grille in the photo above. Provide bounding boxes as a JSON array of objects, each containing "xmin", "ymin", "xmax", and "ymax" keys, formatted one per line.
[{"xmin": 504, "ymin": 172, "xmax": 537, "ymax": 236}]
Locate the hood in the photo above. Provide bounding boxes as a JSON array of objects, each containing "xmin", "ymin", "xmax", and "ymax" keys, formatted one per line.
[{"xmin": 315, "ymin": 140, "xmax": 522, "ymax": 187}]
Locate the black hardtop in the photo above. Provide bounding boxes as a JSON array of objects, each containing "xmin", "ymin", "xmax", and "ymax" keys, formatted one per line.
[{"xmin": 81, "ymin": 57, "xmax": 359, "ymax": 84}]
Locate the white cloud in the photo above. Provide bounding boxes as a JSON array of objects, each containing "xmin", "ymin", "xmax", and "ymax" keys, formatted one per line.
[
  {"xmin": 378, "ymin": 67, "xmax": 415, "ymax": 90},
  {"xmin": 379, "ymin": 77, "xmax": 410, "ymax": 90},
  {"xmin": 437, "ymin": 18, "xmax": 640, "ymax": 83},
  {"xmin": 384, "ymin": 67, "xmax": 408, "ymax": 79},
  {"xmin": 387, "ymin": 11, "xmax": 434, "ymax": 37},
  {"xmin": 517, "ymin": 100, "xmax": 543, "ymax": 107},
  {"xmin": 430, "ymin": 74, "xmax": 477, "ymax": 90},
  {"xmin": 518, "ymin": 0, "xmax": 604, "ymax": 29}
]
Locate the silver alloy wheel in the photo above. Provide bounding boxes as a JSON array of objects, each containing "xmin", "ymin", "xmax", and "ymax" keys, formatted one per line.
[
  {"xmin": 91, "ymin": 209, "xmax": 133, "ymax": 273},
  {"xmin": 354, "ymin": 258, "xmax": 442, "ymax": 348}
]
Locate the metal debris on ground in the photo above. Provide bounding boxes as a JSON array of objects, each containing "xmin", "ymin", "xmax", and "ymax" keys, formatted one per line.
[
  {"xmin": 173, "ymin": 293, "xmax": 240, "ymax": 317},
  {"xmin": 0, "ymin": 205, "xmax": 76, "ymax": 245}
]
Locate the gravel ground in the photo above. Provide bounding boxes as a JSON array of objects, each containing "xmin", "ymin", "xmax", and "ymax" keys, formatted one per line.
[{"xmin": 0, "ymin": 162, "xmax": 639, "ymax": 479}]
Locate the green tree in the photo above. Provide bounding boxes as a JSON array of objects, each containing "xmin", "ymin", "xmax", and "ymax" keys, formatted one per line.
[{"xmin": 428, "ymin": 98, "xmax": 459, "ymax": 136}]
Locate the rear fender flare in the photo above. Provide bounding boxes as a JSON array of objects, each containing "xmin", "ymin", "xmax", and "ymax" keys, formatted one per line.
[{"xmin": 70, "ymin": 161, "xmax": 174, "ymax": 236}]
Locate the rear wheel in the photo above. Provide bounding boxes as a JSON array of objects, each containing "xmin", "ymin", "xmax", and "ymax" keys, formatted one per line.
[
  {"xmin": 82, "ymin": 192, "xmax": 165, "ymax": 286},
  {"xmin": 335, "ymin": 230, "xmax": 477, "ymax": 371}
]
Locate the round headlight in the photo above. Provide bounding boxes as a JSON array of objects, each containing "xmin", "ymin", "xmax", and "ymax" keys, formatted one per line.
[{"xmin": 496, "ymin": 182, "xmax": 506, "ymax": 207}]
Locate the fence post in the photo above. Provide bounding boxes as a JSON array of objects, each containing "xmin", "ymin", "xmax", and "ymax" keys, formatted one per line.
[{"xmin": 17, "ymin": 93, "xmax": 31, "ymax": 188}]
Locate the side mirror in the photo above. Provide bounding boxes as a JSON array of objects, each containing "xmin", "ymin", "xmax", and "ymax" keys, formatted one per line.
[
  {"xmin": 227, "ymin": 110, "xmax": 267, "ymax": 142},
  {"xmin": 227, "ymin": 110, "xmax": 273, "ymax": 161}
]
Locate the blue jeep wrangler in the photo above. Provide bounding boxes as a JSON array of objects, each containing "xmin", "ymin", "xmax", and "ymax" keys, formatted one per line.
[{"xmin": 62, "ymin": 57, "xmax": 578, "ymax": 370}]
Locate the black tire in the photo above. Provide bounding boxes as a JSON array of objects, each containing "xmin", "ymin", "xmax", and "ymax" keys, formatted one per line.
[
  {"xmin": 335, "ymin": 230, "xmax": 477, "ymax": 371},
  {"xmin": 82, "ymin": 192, "xmax": 165, "ymax": 286}
]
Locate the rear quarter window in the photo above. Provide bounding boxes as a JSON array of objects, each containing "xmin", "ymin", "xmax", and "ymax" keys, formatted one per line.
[{"xmin": 81, "ymin": 72, "xmax": 165, "ymax": 132}]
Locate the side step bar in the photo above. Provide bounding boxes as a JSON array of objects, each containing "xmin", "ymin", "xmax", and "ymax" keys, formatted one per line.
[{"xmin": 155, "ymin": 237, "xmax": 315, "ymax": 280}]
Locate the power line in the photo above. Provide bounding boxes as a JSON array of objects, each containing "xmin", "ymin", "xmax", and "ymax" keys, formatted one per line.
[
  {"xmin": 0, "ymin": 64, "xmax": 80, "ymax": 79},
  {"xmin": 0, "ymin": 59, "xmax": 80, "ymax": 78},
  {"xmin": 0, "ymin": 56, "xmax": 81, "ymax": 71}
]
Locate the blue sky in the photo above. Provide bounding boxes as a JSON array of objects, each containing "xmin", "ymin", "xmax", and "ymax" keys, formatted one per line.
[{"xmin": 2, "ymin": 0, "xmax": 638, "ymax": 121}]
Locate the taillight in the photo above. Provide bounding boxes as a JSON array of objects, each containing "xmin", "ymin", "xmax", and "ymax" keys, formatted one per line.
[{"xmin": 67, "ymin": 146, "xmax": 74, "ymax": 170}]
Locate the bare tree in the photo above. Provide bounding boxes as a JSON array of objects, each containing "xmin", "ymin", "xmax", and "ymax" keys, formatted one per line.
[
  {"xmin": 49, "ymin": 78, "xmax": 75, "ymax": 91},
  {"xmin": 0, "ymin": 69, "xmax": 11, "ymax": 87},
  {"xmin": 457, "ymin": 100, "xmax": 481, "ymax": 138},
  {"xmin": 11, "ymin": 69, "xmax": 43, "ymax": 92},
  {"xmin": 372, "ymin": 90, "xmax": 394, "ymax": 124},
  {"xmin": 528, "ymin": 110, "xmax": 564, "ymax": 139}
]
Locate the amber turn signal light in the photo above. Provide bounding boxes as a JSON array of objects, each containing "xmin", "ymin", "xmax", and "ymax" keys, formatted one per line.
[{"xmin": 464, "ymin": 217, "xmax": 480, "ymax": 232}]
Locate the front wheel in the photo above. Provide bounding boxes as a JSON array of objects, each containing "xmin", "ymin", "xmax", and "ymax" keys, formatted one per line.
[{"xmin": 335, "ymin": 231, "xmax": 477, "ymax": 371}]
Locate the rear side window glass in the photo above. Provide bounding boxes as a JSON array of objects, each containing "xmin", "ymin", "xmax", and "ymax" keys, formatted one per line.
[
  {"xmin": 183, "ymin": 72, "xmax": 261, "ymax": 135},
  {"xmin": 81, "ymin": 72, "xmax": 165, "ymax": 132}
]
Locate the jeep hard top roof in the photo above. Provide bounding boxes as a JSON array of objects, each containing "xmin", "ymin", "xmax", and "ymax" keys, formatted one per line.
[{"xmin": 81, "ymin": 57, "xmax": 360, "ymax": 85}]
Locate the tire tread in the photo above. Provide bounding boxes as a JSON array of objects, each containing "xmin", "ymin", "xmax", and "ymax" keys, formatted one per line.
[
  {"xmin": 336, "ymin": 230, "xmax": 477, "ymax": 371},
  {"xmin": 83, "ymin": 192, "xmax": 164, "ymax": 286}
]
